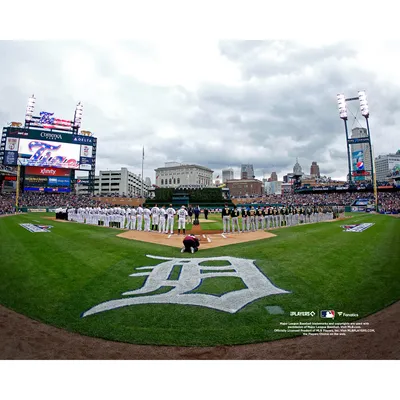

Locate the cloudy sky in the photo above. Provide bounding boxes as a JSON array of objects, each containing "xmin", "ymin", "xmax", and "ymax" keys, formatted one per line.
[{"xmin": 1, "ymin": 40, "xmax": 400, "ymax": 182}]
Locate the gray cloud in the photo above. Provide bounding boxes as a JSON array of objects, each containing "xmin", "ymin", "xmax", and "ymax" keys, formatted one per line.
[{"xmin": 1, "ymin": 40, "xmax": 400, "ymax": 183}]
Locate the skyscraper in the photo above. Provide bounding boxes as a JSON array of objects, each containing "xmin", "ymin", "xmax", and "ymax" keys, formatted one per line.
[
  {"xmin": 222, "ymin": 168, "xmax": 234, "ymax": 183},
  {"xmin": 310, "ymin": 162, "xmax": 320, "ymax": 178},
  {"xmin": 270, "ymin": 171, "xmax": 278, "ymax": 181},
  {"xmin": 293, "ymin": 158, "xmax": 303, "ymax": 176},
  {"xmin": 375, "ymin": 152, "xmax": 400, "ymax": 182},
  {"xmin": 241, "ymin": 164, "xmax": 255, "ymax": 179}
]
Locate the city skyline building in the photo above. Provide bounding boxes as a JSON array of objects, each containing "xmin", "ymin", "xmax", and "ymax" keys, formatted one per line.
[
  {"xmin": 293, "ymin": 158, "xmax": 303, "ymax": 176},
  {"xmin": 270, "ymin": 171, "xmax": 278, "ymax": 181},
  {"xmin": 375, "ymin": 152, "xmax": 400, "ymax": 182},
  {"xmin": 76, "ymin": 167, "xmax": 149, "ymax": 197},
  {"xmin": 241, "ymin": 164, "xmax": 255, "ymax": 179},
  {"xmin": 222, "ymin": 168, "xmax": 234, "ymax": 183},
  {"xmin": 310, "ymin": 161, "xmax": 320, "ymax": 178},
  {"xmin": 155, "ymin": 163, "xmax": 213, "ymax": 188}
]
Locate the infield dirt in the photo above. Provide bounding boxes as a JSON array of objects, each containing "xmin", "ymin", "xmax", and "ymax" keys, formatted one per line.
[{"xmin": 117, "ymin": 230, "xmax": 276, "ymax": 249}]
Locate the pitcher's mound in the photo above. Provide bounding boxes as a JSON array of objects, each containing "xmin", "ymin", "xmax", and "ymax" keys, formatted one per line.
[{"xmin": 117, "ymin": 230, "xmax": 276, "ymax": 249}]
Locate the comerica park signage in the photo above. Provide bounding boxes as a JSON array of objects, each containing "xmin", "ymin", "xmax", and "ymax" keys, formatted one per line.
[
  {"xmin": 82, "ymin": 255, "xmax": 290, "ymax": 317},
  {"xmin": 5, "ymin": 127, "xmax": 94, "ymax": 145}
]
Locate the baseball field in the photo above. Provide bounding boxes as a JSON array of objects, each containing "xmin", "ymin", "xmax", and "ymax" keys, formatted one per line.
[{"xmin": 0, "ymin": 212, "xmax": 399, "ymax": 347}]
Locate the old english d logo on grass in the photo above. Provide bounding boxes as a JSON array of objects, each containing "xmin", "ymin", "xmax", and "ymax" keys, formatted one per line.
[{"xmin": 82, "ymin": 255, "xmax": 290, "ymax": 317}]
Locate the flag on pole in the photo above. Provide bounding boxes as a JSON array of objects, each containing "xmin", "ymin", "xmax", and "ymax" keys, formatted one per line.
[{"xmin": 142, "ymin": 147, "xmax": 144, "ymax": 159}]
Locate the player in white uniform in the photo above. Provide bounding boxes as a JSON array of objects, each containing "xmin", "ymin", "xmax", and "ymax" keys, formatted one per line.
[
  {"xmin": 143, "ymin": 206, "xmax": 152, "ymax": 232},
  {"xmin": 151, "ymin": 204, "xmax": 160, "ymax": 231},
  {"xmin": 120, "ymin": 208, "xmax": 126, "ymax": 229},
  {"xmin": 177, "ymin": 205, "xmax": 188, "ymax": 235},
  {"xmin": 158, "ymin": 206, "xmax": 166, "ymax": 233},
  {"xmin": 130, "ymin": 207, "xmax": 137, "ymax": 230},
  {"xmin": 125, "ymin": 207, "xmax": 131, "ymax": 228},
  {"xmin": 165, "ymin": 204, "xmax": 176, "ymax": 234},
  {"xmin": 136, "ymin": 205, "xmax": 144, "ymax": 231},
  {"xmin": 103, "ymin": 208, "xmax": 109, "ymax": 227}
]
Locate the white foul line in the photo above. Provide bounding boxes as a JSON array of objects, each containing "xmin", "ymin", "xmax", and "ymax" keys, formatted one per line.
[
  {"xmin": 221, "ymin": 234, "xmax": 227, "ymax": 239},
  {"xmin": 168, "ymin": 234, "xmax": 172, "ymax": 239}
]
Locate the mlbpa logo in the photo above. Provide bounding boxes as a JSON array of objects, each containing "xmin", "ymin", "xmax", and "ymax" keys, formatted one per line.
[{"xmin": 82, "ymin": 255, "xmax": 290, "ymax": 317}]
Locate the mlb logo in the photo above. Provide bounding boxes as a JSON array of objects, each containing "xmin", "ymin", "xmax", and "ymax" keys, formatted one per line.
[{"xmin": 320, "ymin": 310, "xmax": 335, "ymax": 319}]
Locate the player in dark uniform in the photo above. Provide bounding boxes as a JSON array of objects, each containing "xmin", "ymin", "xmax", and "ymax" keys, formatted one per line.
[
  {"xmin": 249, "ymin": 206, "xmax": 256, "ymax": 231},
  {"xmin": 222, "ymin": 204, "xmax": 231, "ymax": 233},
  {"xmin": 241, "ymin": 207, "xmax": 248, "ymax": 232},
  {"xmin": 255, "ymin": 207, "xmax": 262, "ymax": 230},
  {"xmin": 230, "ymin": 206, "xmax": 241, "ymax": 233},
  {"xmin": 187, "ymin": 205, "xmax": 193, "ymax": 223},
  {"xmin": 265, "ymin": 207, "xmax": 273, "ymax": 229},
  {"xmin": 260, "ymin": 207, "xmax": 266, "ymax": 230}
]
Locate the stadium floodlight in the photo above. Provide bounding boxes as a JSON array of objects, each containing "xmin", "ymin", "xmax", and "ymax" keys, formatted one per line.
[
  {"xmin": 25, "ymin": 94, "xmax": 36, "ymax": 122},
  {"xmin": 337, "ymin": 94, "xmax": 348, "ymax": 120},
  {"xmin": 358, "ymin": 90, "xmax": 369, "ymax": 118},
  {"xmin": 74, "ymin": 101, "xmax": 84, "ymax": 128}
]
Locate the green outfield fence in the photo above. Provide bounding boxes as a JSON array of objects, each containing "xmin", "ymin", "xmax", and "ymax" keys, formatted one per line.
[{"xmin": 17, "ymin": 207, "xmax": 60, "ymax": 213}]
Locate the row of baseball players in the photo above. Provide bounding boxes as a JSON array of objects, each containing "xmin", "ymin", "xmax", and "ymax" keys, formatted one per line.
[
  {"xmin": 67, "ymin": 204, "xmax": 190, "ymax": 234},
  {"xmin": 221, "ymin": 205, "xmax": 335, "ymax": 233}
]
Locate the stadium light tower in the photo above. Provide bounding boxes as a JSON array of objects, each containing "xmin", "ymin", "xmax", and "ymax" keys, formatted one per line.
[
  {"xmin": 357, "ymin": 91, "xmax": 373, "ymax": 181},
  {"xmin": 25, "ymin": 94, "xmax": 36, "ymax": 127},
  {"xmin": 337, "ymin": 94, "xmax": 352, "ymax": 182},
  {"xmin": 337, "ymin": 90, "xmax": 377, "ymax": 210},
  {"xmin": 73, "ymin": 101, "xmax": 83, "ymax": 133},
  {"xmin": 358, "ymin": 90, "xmax": 378, "ymax": 211}
]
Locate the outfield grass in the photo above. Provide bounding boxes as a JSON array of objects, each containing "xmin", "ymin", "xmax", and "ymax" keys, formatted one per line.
[{"xmin": 0, "ymin": 212, "xmax": 399, "ymax": 346}]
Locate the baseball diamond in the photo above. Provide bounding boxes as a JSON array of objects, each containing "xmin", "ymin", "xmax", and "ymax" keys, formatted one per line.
[{"xmin": 0, "ymin": 210, "xmax": 399, "ymax": 348}]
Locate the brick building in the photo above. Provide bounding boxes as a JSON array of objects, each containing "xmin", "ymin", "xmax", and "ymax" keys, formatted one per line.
[{"xmin": 226, "ymin": 178, "xmax": 263, "ymax": 197}]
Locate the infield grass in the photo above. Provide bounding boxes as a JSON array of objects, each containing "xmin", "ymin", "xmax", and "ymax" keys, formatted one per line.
[{"xmin": 0, "ymin": 212, "xmax": 399, "ymax": 346}]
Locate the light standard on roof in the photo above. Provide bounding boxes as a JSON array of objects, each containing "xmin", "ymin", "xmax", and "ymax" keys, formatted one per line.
[
  {"xmin": 337, "ymin": 90, "xmax": 377, "ymax": 210},
  {"xmin": 73, "ymin": 101, "xmax": 83, "ymax": 133},
  {"xmin": 24, "ymin": 94, "xmax": 36, "ymax": 128},
  {"xmin": 337, "ymin": 93, "xmax": 352, "ymax": 182},
  {"xmin": 358, "ymin": 90, "xmax": 378, "ymax": 211}
]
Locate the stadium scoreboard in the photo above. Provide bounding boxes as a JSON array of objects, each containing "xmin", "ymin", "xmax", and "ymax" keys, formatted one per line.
[
  {"xmin": 0, "ymin": 126, "xmax": 95, "ymax": 170},
  {"xmin": 0, "ymin": 126, "xmax": 97, "ymax": 193}
]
